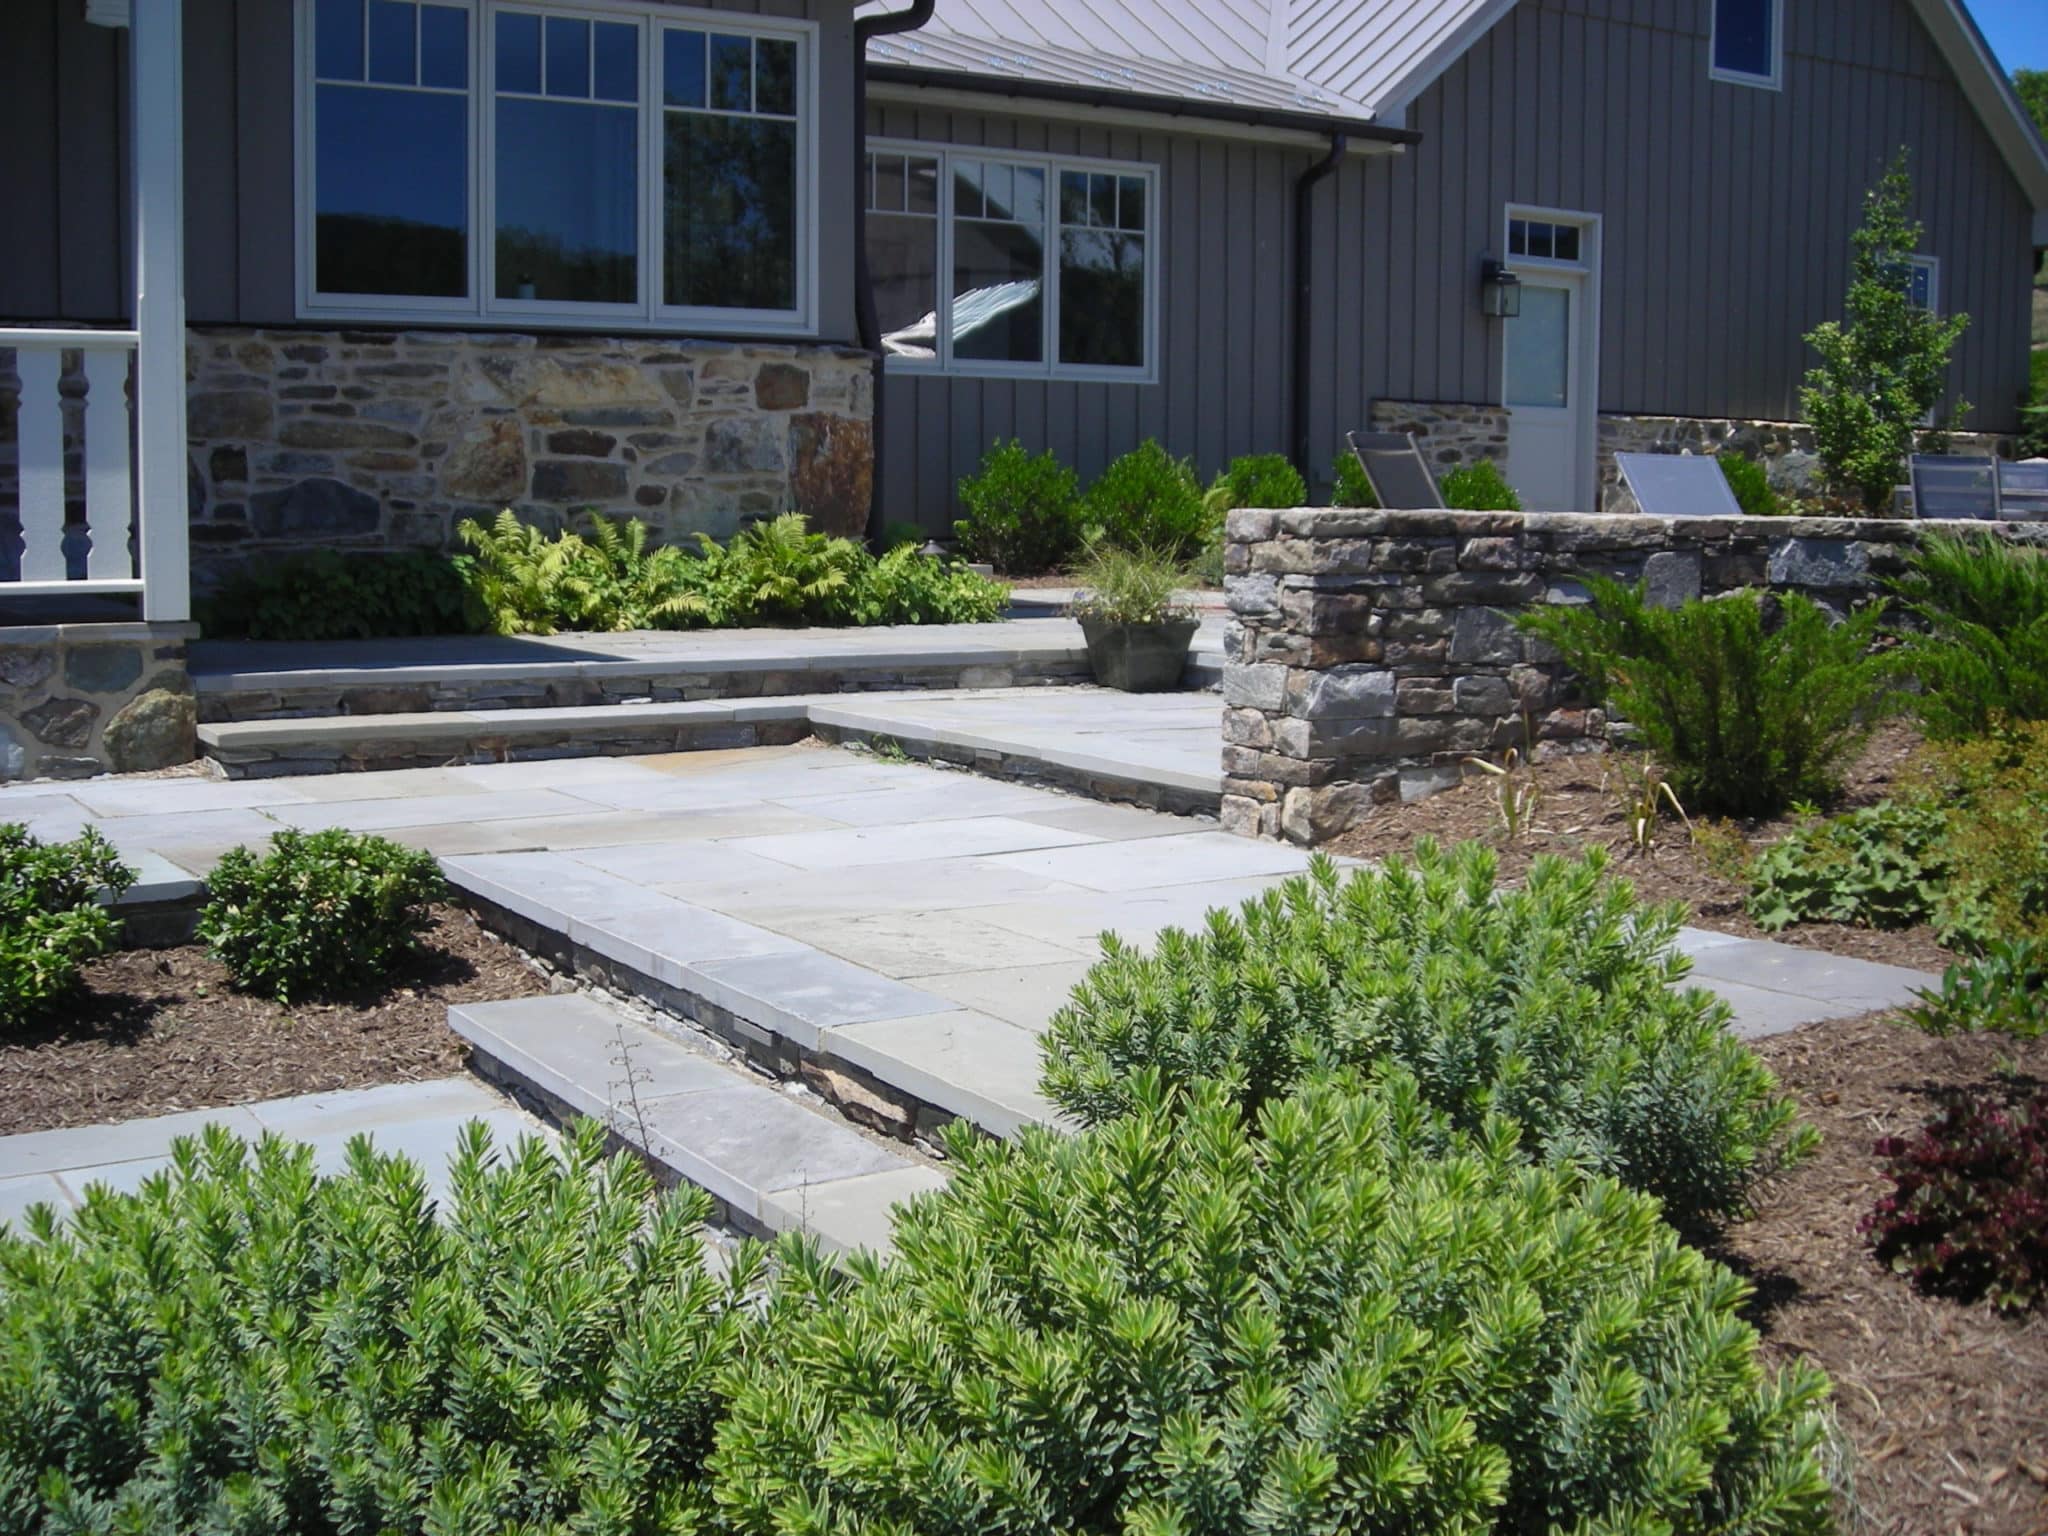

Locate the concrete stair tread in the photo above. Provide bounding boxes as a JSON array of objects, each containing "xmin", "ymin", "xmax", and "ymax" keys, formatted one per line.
[{"xmin": 450, "ymin": 993, "xmax": 945, "ymax": 1255}]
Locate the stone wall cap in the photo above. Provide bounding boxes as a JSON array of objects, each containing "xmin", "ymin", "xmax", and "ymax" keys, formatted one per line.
[
  {"xmin": 0, "ymin": 621, "xmax": 198, "ymax": 644},
  {"xmin": 1239, "ymin": 507, "xmax": 2041, "ymax": 542}
]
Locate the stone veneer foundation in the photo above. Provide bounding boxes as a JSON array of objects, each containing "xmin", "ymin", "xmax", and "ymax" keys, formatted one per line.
[
  {"xmin": 1219, "ymin": 507, "xmax": 2044, "ymax": 844},
  {"xmin": 1, "ymin": 621, "xmax": 198, "ymax": 780},
  {"xmin": 1367, "ymin": 398, "xmax": 2013, "ymax": 513},
  {"xmin": 181, "ymin": 327, "xmax": 875, "ymax": 586}
]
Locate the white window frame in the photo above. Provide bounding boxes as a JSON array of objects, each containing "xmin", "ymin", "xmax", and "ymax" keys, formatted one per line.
[
  {"xmin": 294, "ymin": 0, "xmax": 821, "ymax": 336},
  {"xmin": 867, "ymin": 137, "xmax": 1160, "ymax": 385},
  {"xmin": 1709, "ymin": 0, "xmax": 1782, "ymax": 90}
]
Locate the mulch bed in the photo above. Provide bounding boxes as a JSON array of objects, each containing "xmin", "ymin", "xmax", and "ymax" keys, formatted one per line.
[
  {"xmin": 0, "ymin": 908, "xmax": 544, "ymax": 1137},
  {"xmin": 1328, "ymin": 722, "xmax": 1962, "ymax": 974},
  {"xmin": 1731, "ymin": 1012, "xmax": 2048, "ymax": 1536}
]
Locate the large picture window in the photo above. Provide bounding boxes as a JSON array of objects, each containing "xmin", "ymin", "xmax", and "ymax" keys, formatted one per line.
[
  {"xmin": 865, "ymin": 142, "xmax": 1156, "ymax": 381},
  {"xmin": 299, "ymin": 0, "xmax": 815, "ymax": 330}
]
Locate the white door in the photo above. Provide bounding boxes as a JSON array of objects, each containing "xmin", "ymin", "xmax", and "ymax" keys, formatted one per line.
[{"xmin": 1504, "ymin": 271, "xmax": 1588, "ymax": 511}]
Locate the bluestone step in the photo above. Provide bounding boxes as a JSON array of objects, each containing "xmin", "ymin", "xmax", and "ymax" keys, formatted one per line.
[{"xmin": 450, "ymin": 993, "xmax": 947, "ymax": 1255}]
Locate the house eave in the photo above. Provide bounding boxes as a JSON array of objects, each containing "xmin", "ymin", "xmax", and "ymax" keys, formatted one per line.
[
  {"xmin": 1906, "ymin": 0, "xmax": 2048, "ymax": 214},
  {"xmin": 864, "ymin": 64, "xmax": 1417, "ymax": 151}
]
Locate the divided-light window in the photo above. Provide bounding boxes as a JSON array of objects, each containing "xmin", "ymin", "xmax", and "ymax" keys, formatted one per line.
[
  {"xmin": 865, "ymin": 143, "xmax": 1156, "ymax": 380},
  {"xmin": 303, "ymin": 0, "xmax": 813, "ymax": 329}
]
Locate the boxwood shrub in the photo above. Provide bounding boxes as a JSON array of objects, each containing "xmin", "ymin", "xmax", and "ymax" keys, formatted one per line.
[
  {"xmin": 1039, "ymin": 840, "xmax": 1815, "ymax": 1231},
  {"xmin": 714, "ymin": 1076, "xmax": 1835, "ymax": 1536},
  {"xmin": 198, "ymin": 828, "xmax": 447, "ymax": 1002},
  {"xmin": 0, "ymin": 1120, "xmax": 763, "ymax": 1534},
  {"xmin": 0, "ymin": 825, "xmax": 134, "ymax": 1032}
]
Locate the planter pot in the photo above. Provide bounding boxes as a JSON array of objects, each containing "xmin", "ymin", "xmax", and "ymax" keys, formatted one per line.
[{"xmin": 1078, "ymin": 615, "xmax": 1200, "ymax": 692}]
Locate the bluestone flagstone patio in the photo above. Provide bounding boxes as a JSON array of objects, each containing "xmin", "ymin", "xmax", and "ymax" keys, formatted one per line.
[{"xmin": 3, "ymin": 738, "xmax": 1938, "ymax": 1147}]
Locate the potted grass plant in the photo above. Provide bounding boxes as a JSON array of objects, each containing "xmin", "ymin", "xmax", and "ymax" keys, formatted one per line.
[{"xmin": 1070, "ymin": 543, "xmax": 1199, "ymax": 691}]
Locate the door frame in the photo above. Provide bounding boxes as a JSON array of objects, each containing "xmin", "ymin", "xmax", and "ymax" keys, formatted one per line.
[{"xmin": 1499, "ymin": 203, "xmax": 1602, "ymax": 511}]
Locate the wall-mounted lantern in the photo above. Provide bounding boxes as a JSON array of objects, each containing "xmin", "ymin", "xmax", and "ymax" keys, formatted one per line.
[{"xmin": 1480, "ymin": 259, "xmax": 1522, "ymax": 318}]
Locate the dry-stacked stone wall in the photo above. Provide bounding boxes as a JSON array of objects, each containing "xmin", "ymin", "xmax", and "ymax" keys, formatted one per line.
[
  {"xmin": 182, "ymin": 327, "xmax": 875, "ymax": 588},
  {"xmin": 1220, "ymin": 507, "xmax": 2045, "ymax": 844}
]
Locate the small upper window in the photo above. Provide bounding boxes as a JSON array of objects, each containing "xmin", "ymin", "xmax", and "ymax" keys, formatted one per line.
[
  {"xmin": 1711, "ymin": 0, "xmax": 1780, "ymax": 88},
  {"xmin": 1905, "ymin": 256, "xmax": 1937, "ymax": 312},
  {"xmin": 1508, "ymin": 217, "xmax": 1581, "ymax": 264}
]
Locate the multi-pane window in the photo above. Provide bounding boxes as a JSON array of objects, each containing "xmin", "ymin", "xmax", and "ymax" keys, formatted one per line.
[
  {"xmin": 1508, "ymin": 217, "xmax": 1581, "ymax": 263},
  {"xmin": 1711, "ymin": 0, "xmax": 1780, "ymax": 87},
  {"xmin": 1058, "ymin": 169, "xmax": 1147, "ymax": 369},
  {"xmin": 1904, "ymin": 256, "xmax": 1938, "ymax": 311},
  {"xmin": 312, "ymin": 0, "xmax": 471, "ymax": 298},
  {"xmin": 864, "ymin": 143, "xmax": 1155, "ymax": 379},
  {"xmin": 302, "ymin": 0, "xmax": 813, "ymax": 328}
]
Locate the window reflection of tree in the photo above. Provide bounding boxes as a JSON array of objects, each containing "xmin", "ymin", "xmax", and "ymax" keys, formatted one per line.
[
  {"xmin": 1060, "ymin": 228, "xmax": 1144, "ymax": 368},
  {"xmin": 664, "ymin": 117, "xmax": 796, "ymax": 310}
]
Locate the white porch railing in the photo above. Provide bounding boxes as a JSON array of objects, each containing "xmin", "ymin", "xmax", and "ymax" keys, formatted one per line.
[{"xmin": 2, "ymin": 328, "xmax": 143, "ymax": 597}]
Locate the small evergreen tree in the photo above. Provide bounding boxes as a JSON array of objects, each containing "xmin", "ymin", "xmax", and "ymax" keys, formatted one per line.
[{"xmin": 1799, "ymin": 151, "xmax": 1970, "ymax": 510}]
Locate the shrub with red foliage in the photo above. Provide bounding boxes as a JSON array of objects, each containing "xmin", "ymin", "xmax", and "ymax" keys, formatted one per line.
[{"xmin": 1862, "ymin": 1090, "xmax": 2048, "ymax": 1313}]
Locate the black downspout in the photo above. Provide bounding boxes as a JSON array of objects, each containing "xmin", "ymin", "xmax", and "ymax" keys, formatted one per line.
[
  {"xmin": 853, "ymin": 0, "xmax": 936, "ymax": 545},
  {"xmin": 1291, "ymin": 132, "xmax": 1348, "ymax": 488}
]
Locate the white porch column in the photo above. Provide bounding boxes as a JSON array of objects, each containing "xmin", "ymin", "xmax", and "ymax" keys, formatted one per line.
[{"xmin": 132, "ymin": 0, "xmax": 190, "ymax": 623}]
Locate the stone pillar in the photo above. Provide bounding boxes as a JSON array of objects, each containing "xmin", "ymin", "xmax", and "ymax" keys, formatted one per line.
[{"xmin": 0, "ymin": 622, "xmax": 198, "ymax": 781}]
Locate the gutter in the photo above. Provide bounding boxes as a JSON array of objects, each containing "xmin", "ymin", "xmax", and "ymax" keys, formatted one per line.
[
  {"xmin": 1292, "ymin": 131, "xmax": 1349, "ymax": 484},
  {"xmin": 854, "ymin": 0, "xmax": 937, "ymax": 545},
  {"xmin": 864, "ymin": 63, "xmax": 1420, "ymax": 147}
]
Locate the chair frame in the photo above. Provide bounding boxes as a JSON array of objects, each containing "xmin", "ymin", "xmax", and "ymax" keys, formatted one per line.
[{"xmin": 1344, "ymin": 430, "xmax": 1445, "ymax": 509}]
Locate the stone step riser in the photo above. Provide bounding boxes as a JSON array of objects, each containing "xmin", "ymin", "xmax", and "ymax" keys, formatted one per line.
[
  {"xmin": 197, "ymin": 657, "xmax": 1093, "ymax": 724},
  {"xmin": 457, "ymin": 888, "xmax": 1019, "ymax": 1151},
  {"xmin": 449, "ymin": 994, "xmax": 947, "ymax": 1256}
]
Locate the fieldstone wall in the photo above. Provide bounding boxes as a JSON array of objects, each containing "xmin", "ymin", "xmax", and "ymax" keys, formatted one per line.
[
  {"xmin": 1220, "ymin": 507, "xmax": 2045, "ymax": 844},
  {"xmin": 183, "ymin": 327, "xmax": 875, "ymax": 588},
  {"xmin": 1365, "ymin": 400, "xmax": 1511, "ymax": 472},
  {"xmin": 1, "ymin": 621, "xmax": 198, "ymax": 781}
]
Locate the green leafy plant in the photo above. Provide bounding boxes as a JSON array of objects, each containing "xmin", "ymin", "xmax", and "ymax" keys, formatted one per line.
[
  {"xmin": 1719, "ymin": 452, "xmax": 1786, "ymax": 517},
  {"xmin": 198, "ymin": 828, "xmax": 448, "ymax": 1002},
  {"xmin": 0, "ymin": 826, "xmax": 134, "ymax": 1031},
  {"xmin": 1330, "ymin": 447, "xmax": 1379, "ymax": 507},
  {"xmin": 198, "ymin": 551, "xmax": 475, "ymax": 641},
  {"xmin": 1519, "ymin": 576, "xmax": 1892, "ymax": 817},
  {"xmin": 1745, "ymin": 799, "xmax": 1948, "ymax": 933},
  {"xmin": 1440, "ymin": 458, "xmax": 1522, "ymax": 511},
  {"xmin": 1608, "ymin": 756, "xmax": 1692, "ymax": 854},
  {"xmin": 0, "ymin": 1119, "xmax": 767, "ymax": 1532},
  {"xmin": 1068, "ymin": 542, "xmax": 1195, "ymax": 627},
  {"xmin": 715, "ymin": 1074, "xmax": 1835, "ymax": 1536},
  {"xmin": 1886, "ymin": 531, "xmax": 2048, "ymax": 740},
  {"xmin": 1082, "ymin": 439, "xmax": 1208, "ymax": 559},
  {"xmin": 454, "ymin": 511, "xmax": 1007, "ymax": 635},
  {"xmin": 1903, "ymin": 939, "xmax": 2048, "ymax": 1039},
  {"xmin": 1799, "ymin": 151, "xmax": 1972, "ymax": 509},
  {"xmin": 1210, "ymin": 452, "xmax": 1306, "ymax": 511},
  {"xmin": 1863, "ymin": 1090, "xmax": 2048, "ymax": 1312},
  {"xmin": 1920, "ymin": 721, "xmax": 2048, "ymax": 949},
  {"xmin": 1040, "ymin": 841, "xmax": 1814, "ymax": 1231},
  {"xmin": 953, "ymin": 439, "xmax": 1085, "ymax": 574}
]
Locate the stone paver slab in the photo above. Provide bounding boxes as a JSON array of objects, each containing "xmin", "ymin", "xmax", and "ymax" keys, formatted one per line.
[
  {"xmin": 823, "ymin": 1011, "xmax": 1060, "ymax": 1138},
  {"xmin": 789, "ymin": 907, "xmax": 1089, "ymax": 978},
  {"xmin": 571, "ymin": 902, "xmax": 803, "ymax": 983},
  {"xmin": 636, "ymin": 1084, "xmax": 911, "ymax": 1222},
  {"xmin": 696, "ymin": 857, "xmax": 1093, "ymax": 918},
  {"xmin": 760, "ymin": 1164, "xmax": 950, "ymax": 1255},
  {"xmin": 451, "ymin": 996, "xmax": 740, "ymax": 1121},
  {"xmin": 723, "ymin": 815, "xmax": 1102, "ymax": 871},
  {"xmin": 67, "ymin": 779, "xmax": 309, "ymax": 817},
  {"xmin": 1699, "ymin": 979, "xmax": 1867, "ymax": 1039},
  {"xmin": 918, "ymin": 962, "xmax": 1098, "ymax": 1030},
  {"xmin": 685, "ymin": 949, "xmax": 955, "ymax": 1049},
  {"xmin": 0, "ymin": 1104, "xmax": 269, "ymax": 1180},
  {"xmin": 270, "ymin": 788, "xmax": 599, "ymax": 832},
  {"xmin": 1684, "ymin": 940, "xmax": 1932, "ymax": 1015},
  {"xmin": 985, "ymin": 832, "xmax": 1315, "ymax": 892}
]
